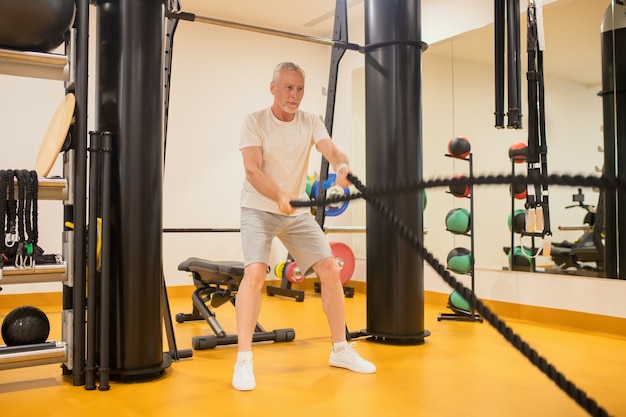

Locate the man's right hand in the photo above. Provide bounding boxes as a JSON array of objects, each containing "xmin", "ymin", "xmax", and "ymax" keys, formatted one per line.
[{"xmin": 278, "ymin": 192, "xmax": 296, "ymax": 215}]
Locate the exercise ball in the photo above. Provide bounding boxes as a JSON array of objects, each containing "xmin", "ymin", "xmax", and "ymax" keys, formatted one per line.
[
  {"xmin": 445, "ymin": 207, "xmax": 471, "ymax": 234},
  {"xmin": 448, "ymin": 290, "xmax": 471, "ymax": 313},
  {"xmin": 0, "ymin": 0, "xmax": 75, "ymax": 52},
  {"xmin": 510, "ymin": 182, "xmax": 527, "ymax": 199},
  {"xmin": 509, "ymin": 246, "xmax": 534, "ymax": 272},
  {"xmin": 446, "ymin": 247, "xmax": 472, "ymax": 274},
  {"xmin": 447, "ymin": 136, "xmax": 471, "ymax": 159},
  {"xmin": 449, "ymin": 175, "xmax": 470, "ymax": 198},
  {"xmin": 507, "ymin": 209, "xmax": 526, "ymax": 234},
  {"xmin": 509, "ymin": 142, "xmax": 528, "ymax": 163},
  {"xmin": 1, "ymin": 305, "xmax": 50, "ymax": 346}
]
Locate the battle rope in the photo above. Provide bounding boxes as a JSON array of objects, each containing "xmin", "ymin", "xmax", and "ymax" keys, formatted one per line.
[
  {"xmin": 291, "ymin": 172, "xmax": 612, "ymax": 417},
  {"xmin": 291, "ymin": 173, "xmax": 626, "ymax": 208}
]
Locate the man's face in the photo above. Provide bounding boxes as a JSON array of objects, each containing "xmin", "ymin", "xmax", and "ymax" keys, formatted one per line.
[{"xmin": 270, "ymin": 69, "xmax": 305, "ymax": 115}]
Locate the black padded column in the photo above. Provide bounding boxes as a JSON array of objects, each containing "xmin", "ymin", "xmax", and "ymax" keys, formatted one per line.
[
  {"xmin": 95, "ymin": 0, "xmax": 165, "ymax": 379},
  {"xmin": 364, "ymin": 0, "xmax": 428, "ymax": 343},
  {"xmin": 600, "ymin": 5, "xmax": 626, "ymax": 279}
]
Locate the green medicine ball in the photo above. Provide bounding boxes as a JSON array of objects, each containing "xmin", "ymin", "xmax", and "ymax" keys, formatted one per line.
[
  {"xmin": 507, "ymin": 209, "xmax": 526, "ymax": 234},
  {"xmin": 445, "ymin": 208, "xmax": 471, "ymax": 234},
  {"xmin": 446, "ymin": 247, "xmax": 472, "ymax": 274},
  {"xmin": 448, "ymin": 290, "xmax": 471, "ymax": 313},
  {"xmin": 509, "ymin": 246, "xmax": 534, "ymax": 271}
]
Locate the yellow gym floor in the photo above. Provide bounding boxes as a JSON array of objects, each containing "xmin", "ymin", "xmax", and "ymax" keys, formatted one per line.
[{"xmin": 0, "ymin": 284, "xmax": 624, "ymax": 417}]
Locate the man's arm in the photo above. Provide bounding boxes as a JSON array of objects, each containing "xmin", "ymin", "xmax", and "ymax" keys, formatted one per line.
[
  {"xmin": 241, "ymin": 146, "xmax": 295, "ymax": 215},
  {"xmin": 315, "ymin": 138, "xmax": 351, "ymax": 188}
]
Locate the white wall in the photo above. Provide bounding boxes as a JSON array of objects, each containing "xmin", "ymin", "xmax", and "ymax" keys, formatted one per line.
[{"xmin": 1, "ymin": 3, "xmax": 624, "ymax": 323}]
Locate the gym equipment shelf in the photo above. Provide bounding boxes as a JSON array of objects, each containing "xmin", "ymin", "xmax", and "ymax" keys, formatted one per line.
[
  {"xmin": 439, "ymin": 152, "xmax": 482, "ymax": 323},
  {"xmin": 0, "ymin": 28, "xmax": 78, "ymax": 373}
]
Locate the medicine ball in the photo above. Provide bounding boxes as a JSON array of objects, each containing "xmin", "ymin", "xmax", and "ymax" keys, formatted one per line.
[
  {"xmin": 447, "ymin": 247, "xmax": 472, "ymax": 274},
  {"xmin": 0, "ymin": 0, "xmax": 75, "ymax": 52},
  {"xmin": 507, "ymin": 209, "xmax": 526, "ymax": 234},
  {"xmin": 445, "ymin": 208, "xmax": 471, "ymax": 234},
  {"xmin": 449, "ymin": 175, "xmax": 470, "ymax": 198},
  {"xmin": 1, "ymin": 305, "xmax": 50, "ymax": 346},
  {"xmin": 509, "ymin": 142, "xmax": 527, "ymax": 163},
  {"xmin": 510, "ymin": 182, "xmax": 527, "ymax": 199},
  {"xmin": 448, "ymin": 290, "xmax": 471, "ymax": 314},
  {"xmin": 508, "ymin": 246, "xmax": 534, "ymax": 272},
  {"xmin": 447, "ymin": 136, "xmax": 471, "ymax": 159}
]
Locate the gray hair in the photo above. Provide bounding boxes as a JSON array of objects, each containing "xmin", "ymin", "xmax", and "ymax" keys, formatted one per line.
[{"xmin": 272, "ymin": 62, "xmax": 305, "ymax": 82}]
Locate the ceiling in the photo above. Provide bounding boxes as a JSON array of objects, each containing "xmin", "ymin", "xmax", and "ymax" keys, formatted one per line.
[
  {"xmin": 428, "ymin": 0, "xmax": 611, "ymax": 88},
  {"xmin": 176, "ymin": 0, "xmax": 613, "ymax": 87}
]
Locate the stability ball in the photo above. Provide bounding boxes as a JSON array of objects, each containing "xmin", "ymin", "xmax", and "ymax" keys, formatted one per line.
[
  {"xmin": 445, "ymin": 207, "xmax": 471, "ymax": 234},
  {"xmin": 0, "ymin": 0, "xmax": 75, "ymax": 52},
  {"xmin": 448, "ymin": 136, "xmax": 471, "ymax": 159},
  {"xmin": 1, "ymin": 305, "xmax": 50, "ymax": 346},
  {"xmin": 446, "ymin": 247, "xmax": 472, "ymax": 274}
]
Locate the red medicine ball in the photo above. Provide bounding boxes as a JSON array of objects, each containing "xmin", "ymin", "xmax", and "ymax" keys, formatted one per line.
[
  {"xmin": 509, "ymin": 142, "xmax": 527, "ymax": 163},
  {"xmin": 448, "ymin": 136, "xmax": 471, "ymax": 159}
]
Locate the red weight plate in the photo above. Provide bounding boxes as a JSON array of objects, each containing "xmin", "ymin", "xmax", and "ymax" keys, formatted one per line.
[
  {"xmin": 285, "ymin": 262, "xmax": 305, "ymax": 284},
  {"xmin": 329, "ymin": 242, "xmax": 355, "ymax": 284}
]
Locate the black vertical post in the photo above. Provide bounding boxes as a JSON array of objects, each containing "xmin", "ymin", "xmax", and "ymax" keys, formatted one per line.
[
  {"xmin": 601, "ymin": 5, "xmax": 626, "ymax": 279},
  {"xmin": 364, "ymin": 0, "xmax": 428, "ymax": 344},
  {"xmin": 67, "ymin": 0, "xmax": 89, "ymax": 387},
  {"xmin": 494, "ymin": 0, "xmax": 505, "ymax": 128},
  {"xmin": 95, "ymin": 0, "xmax": 165, "ymax": 380}
]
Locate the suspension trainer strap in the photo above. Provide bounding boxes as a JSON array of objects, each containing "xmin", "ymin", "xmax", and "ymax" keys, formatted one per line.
[
  {"xmin": 0, "ymin": 170, "xmax": 7, "ymax": 269},
  {"xmin": 6, "ymin": 169, "xmax": 16, "ymax": 245}
]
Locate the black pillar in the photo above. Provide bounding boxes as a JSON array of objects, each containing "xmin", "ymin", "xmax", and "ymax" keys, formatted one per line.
[
  {"xmin": 600, "ymin": 5, "xmax": 626, "ymax": 279},
  {"xmin": 364, "ymin": 0, "xmax": 427, "ymax": 343},
  {"xmin": 95, "ymin": 0, "xmax": 165, "ymax": 379}
]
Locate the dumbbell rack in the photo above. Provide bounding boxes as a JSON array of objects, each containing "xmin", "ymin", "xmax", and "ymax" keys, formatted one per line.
[{"xmin": 438, "ymin": 152, "xmax": 482, "ymax": 323}]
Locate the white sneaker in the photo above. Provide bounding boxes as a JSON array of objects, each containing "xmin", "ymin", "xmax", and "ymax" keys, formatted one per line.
[
  {"xmin": 329, "ymin": 342, "xmax": 376, "ymax": 373},
  {"xmin": 232, "ymin": 357, "xmax": 256, "ymax": 391}
]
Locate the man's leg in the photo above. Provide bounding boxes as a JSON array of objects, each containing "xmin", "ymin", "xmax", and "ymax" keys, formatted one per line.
[
  {"xmin": 314, "ymin": 258, "xmax": 376, "ymax": 374},
  {"xmin": 232, "ymin": 262, "xmax": 267, "ymax": 390},
  {"xmin": 312, "ymin": 257, "xmax": 347, "ymax": 343}
]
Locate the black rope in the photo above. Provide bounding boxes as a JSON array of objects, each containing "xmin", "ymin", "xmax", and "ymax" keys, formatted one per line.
[
  {"xmin": 290, "ymin": 173, "xmax": 626, "ymax": 210},
  {"xmin": 291, "ymin": 173, "xmax": 612, "ymax": 417}
]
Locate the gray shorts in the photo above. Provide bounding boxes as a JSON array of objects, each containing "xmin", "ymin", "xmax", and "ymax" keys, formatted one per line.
[{"xmin": 240, "ymin": 207, "xmax": 333, "ymax": 274}]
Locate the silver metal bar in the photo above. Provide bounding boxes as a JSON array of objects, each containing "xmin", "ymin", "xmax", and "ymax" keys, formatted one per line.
[
  {"xmin": 193, "ymin": 15, "xmax": 336, "ymax": 47},
  {"xmin": 0, "ymin": 48, "xmax": 69, "ymax": 81},
  {"xmin": 0, "ymin": 342, "xmax": 67, "ymax": 370},
  {"xmin": 1, "ymin": 262, "xmax": 67, "ymax": 284},
  {"xmin": 13, "ymin": 177, "xmax": 69, "ymax": 201}
]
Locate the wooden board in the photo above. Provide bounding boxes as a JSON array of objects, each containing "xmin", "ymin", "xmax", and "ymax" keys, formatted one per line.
[{"xmin": 34, "ymin": 93, "xmax": 75, "ymax": 177}]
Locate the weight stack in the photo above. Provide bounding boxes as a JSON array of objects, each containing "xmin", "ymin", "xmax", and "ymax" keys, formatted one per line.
[
  {"xmin": 95, "ymin": 0, "xmax": 165, "ymax": 380},
  {"xmin": 364, "ymin": 0, "xmax": 429, "ymax": 344}
]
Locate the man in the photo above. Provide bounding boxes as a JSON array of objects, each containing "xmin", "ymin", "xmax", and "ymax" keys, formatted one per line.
[{"xmin": 234, "ymin": 61, "xmax": 376, "ymax": 391}]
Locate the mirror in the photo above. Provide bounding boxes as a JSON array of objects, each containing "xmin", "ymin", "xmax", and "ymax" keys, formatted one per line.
[
  {"xmin": 423, "ymin": 0, "xmax": 609, "ymax": 277},
  {"xmin": 351, "ymin": 0, "xmax": 616, "ymax": 278}
]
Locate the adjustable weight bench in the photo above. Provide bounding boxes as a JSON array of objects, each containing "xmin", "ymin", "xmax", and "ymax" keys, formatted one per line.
[{"xmin": 176, "ymin": 257, "xmax": 296, "ymax": 350}]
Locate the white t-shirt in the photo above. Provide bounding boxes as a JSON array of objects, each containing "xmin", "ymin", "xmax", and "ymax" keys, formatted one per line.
[{"xmin": 239, "ymin": 107, "xmax": 330, "ymax": 215}]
